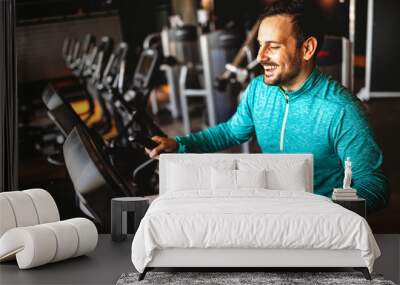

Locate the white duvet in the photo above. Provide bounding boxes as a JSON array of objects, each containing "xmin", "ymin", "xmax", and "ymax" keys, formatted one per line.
[{"xmin": 131, "ymin": 190, "xmax": 380, "ymax": 273}]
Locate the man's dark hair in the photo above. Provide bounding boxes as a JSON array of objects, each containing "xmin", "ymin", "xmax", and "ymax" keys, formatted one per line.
[{"xmin": 259, "ymin": 0, "xmax": 325, "ymax": 55}]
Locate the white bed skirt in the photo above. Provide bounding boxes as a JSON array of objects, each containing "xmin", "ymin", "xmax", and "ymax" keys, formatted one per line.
[{"xmin": 148, "ymin": 248, "xmax": 366, "ymax": 268}]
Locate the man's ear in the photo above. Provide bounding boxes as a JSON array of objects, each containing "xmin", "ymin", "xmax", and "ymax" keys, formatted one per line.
[{"xmin": 302, "ymin": 36, "xmax": 318, "ymax": 61}]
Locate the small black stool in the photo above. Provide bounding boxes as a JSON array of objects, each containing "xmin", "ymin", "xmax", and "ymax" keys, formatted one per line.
[{"xmin": 111, "ymin": 197, "xmax": 149, "ymax": 242}]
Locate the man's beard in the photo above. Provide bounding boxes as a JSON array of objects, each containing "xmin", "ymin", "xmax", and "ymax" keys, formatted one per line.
[{"xmin": 262, "ymin": 56, "xmax": 302, "ymax": 88}]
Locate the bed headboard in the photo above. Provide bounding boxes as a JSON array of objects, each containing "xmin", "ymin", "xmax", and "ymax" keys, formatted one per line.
[{"xmin": 159, "ymin": 153, "xmax": 313, "ymax": 195}]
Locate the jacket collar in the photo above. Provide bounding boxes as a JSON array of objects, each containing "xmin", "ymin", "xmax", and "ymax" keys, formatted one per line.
[{"xmin": 278, "ymin": 67, "xmax": 321, "ymax": 99}]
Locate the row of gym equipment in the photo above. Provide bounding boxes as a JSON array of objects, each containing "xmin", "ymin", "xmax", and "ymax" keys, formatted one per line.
[
  {"xmin": 38, "ymin": 21, "xmax": 352, "ymax": 233},
  {"xmin": 37, "ymin": 22, "xmax": 257, "ymax": 233}
]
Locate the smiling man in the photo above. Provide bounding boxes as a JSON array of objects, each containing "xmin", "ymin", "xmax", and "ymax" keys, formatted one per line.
[{"xmin": 148, "ymin": 0, "xmax": 388, "ymax": 212}]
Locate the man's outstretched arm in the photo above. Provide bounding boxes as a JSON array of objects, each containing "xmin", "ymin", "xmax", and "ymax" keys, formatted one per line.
[
  {"xmin": 148, "ymin": 81, "xmax": 257, "ymax": 157},
  {"xmin": 332, "ymin": 100, "xmax": 389, "ymax": 212}
]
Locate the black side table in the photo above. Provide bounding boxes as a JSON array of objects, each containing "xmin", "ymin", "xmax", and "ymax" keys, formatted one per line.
[
  {"xmin": 332, "ymin": 198, "xmax": 366, "ymax": 218},
  {"xmin": 111, "ymin": 197, "xmax": 149, "ymax": 242}
]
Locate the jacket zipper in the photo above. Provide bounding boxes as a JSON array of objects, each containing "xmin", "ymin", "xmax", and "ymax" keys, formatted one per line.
[{"xmin": 279, "ymin": 88, "xmax": 289, "ymax": 152}]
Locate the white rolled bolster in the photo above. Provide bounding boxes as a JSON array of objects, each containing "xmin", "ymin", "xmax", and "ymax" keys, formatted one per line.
[
  {"xmin": 1, "ymin": 191, "xmax": 39, "ymax": 228},
  {"xmin": 24, "ymin": 189, "xmax": 60, "ymax": 224},
  {"xmin": 0, "ymin": 218, "xmax": 98, "ymax": 269},
  {"xmin": 0, "ymin": 189, "xmax": 60, "ymax": 238},
  {"xmin": 42, "ymin": 221, "xmax": 79, "ymax": 262},
  {"xmin": 0, "ymin": 226, "xmax": 57, "ymax": 269},
  {"xmin": 0, "ymin": 196, "xmax": 17, "ymax": 237},
  {"xmin": 65, "ymin": 218, "xmax": 98, "ymax": 257}
]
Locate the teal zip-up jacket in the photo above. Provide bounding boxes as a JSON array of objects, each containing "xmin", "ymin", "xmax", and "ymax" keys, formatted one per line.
[{"xmin": 175, "ymin": 68, "xmax": 388, "ymax": 211}]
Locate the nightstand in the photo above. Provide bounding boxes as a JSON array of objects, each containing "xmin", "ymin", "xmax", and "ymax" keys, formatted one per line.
[
  {"xmin": 111, "ymin": 197, "xmax": 149, "ymax": 242},
  {"xmin": 332, "ymin": 198, "xmax": 366, "ymax": 218}
]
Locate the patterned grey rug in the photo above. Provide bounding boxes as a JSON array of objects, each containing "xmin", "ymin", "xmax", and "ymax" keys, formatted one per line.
[{"xmin": 116, "ymin": 271, "xmax": 396, "ymax": 285}]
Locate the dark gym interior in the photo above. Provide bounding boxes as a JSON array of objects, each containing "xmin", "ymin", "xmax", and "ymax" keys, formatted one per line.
[{"xmin": 1, "ymin": 0, "xmax": 399, "ymax": 284}]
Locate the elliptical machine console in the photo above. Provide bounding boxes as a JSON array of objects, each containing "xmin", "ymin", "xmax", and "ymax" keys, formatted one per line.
[
  {"xmin": 132, "ymin": 48, "xmax": 160, "ymax": 90},
  {"xmin": 116, "ymin": 46, "xmax": 166, "ymax": 150}
]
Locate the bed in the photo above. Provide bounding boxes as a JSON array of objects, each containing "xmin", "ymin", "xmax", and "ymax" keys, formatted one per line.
[{"xmin": 131, "ymin": 153, "xmax": 380, "ymax": 280}]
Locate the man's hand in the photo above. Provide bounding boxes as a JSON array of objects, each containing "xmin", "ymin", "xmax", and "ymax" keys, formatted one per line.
[{"xmin": 145, "ymin": 136, "xmax": 178, "ymax": 159}]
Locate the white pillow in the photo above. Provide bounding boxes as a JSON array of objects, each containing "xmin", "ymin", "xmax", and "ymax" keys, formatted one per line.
[
  {"xmin": 237, "ymin": 159, "xmax": 310, "ymax": 192},
  {"xmin": 167, "ymin": 160, "xmax": 235, "ymax": 191},
  {"xmin": 211, "ymin": 168, "xmax": 236, "ymax": 190},
  {"xmin": 167, "ymin": 162, "xmax": 210, "ymax": 191},
  {"xmin": 211, "ymin": 168, "xmax": 267, "ymax": 190},
  {"xmin": 266, "ymin": 164, "xmax": 307, "ymax": 191},
  {"xmin": 237, "ymin": 169, "xmax": 267, "ymax": 189}
]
